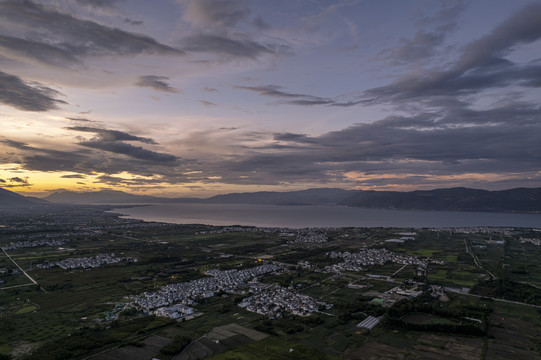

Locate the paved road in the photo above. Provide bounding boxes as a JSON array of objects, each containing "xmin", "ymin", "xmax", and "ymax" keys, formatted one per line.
[
  {"xmin": 446, "ymin": 288, "xmax": 541, "ymax": 309},
  {"xmin": 1, "ymin": 248, "xmax": 45, "ymax": 292},
  {"xmin": 0, "ymin": 283, "xmax": 36, "ymax": 290},
  {"xmin": 463, "ymin": 239, "xmax": 497, "ymax": 280}
]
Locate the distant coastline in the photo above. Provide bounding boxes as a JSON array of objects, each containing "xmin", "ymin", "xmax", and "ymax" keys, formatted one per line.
[{"xmin": 112, "ymin": 203, "xmax": 541, "ymax": 229}]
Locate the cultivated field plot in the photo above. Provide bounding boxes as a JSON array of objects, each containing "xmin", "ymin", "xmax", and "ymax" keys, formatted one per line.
[
  {"xmin": 173, "ymin": 323, "xmax": 268, "ymax": 360},
  {"xmin": 345, "ymin": 334, "xmax": 483, "ymax": 360},
  {"xmin": 486, "ymin": 312, "xmax": 541, "ymax": 360},
  {"xmin": 90, "ymin": 335, "xmax": 172, "ymax": 360},
  {"xmin": 208, "ymin": 323, "xmax": 269, "ymax": 341}
]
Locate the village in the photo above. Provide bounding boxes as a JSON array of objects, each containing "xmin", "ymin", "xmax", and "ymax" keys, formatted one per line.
[
  {"xmin": 133, "ymin": 264, "xmax": 282, "ymax": 315},
  {"xmin": 239, "ymin": 283, "xmax": 332, "ymax": 318},
  {"xmin": 288, "ymin": 229, "xmax": 328, "ymax": 244},
  {"xmin": 323, "ymin": 248, "xmax": 431, "ymax": 276},
  {"xmin": 36, "ymin": 253, "xmax": 137, "ymax": 270},
  {"xmin": 1, "ymin": 239, "xmax": 68, "ymax": 251}
]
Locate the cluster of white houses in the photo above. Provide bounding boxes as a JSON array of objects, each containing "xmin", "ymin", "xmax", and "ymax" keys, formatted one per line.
[
  {"xmin": 239, "ymin": 284, "xmax": 332, "ymax": 318},
  {"xmin": 133, "ymin": 264, "xmax": 281, "ymax": 316},
  {"xmin": 7, "ymin": 230, "xmax": 93, "ymax": 240},
  {"xmin": 432, "ymin": 227, "xmax": 515, "ymax": 235},
  {"xmin": 1, "ymin": 239, "xmax": 68, "ymax": 251},
  {"xmin": 324, "ymin": 248, "xmax": 429, "ymax": 275},
  {"xmin": 153, "ymin": 304, "xmax": 195, "ymax": 319},
  {"xmin": 36, "ymin": 253, "xmax": 136, "ymax": 270},
  {"xmin": 520, "ymin": 237, "xmax": 541, "ymax": 246},
  {"xmin": 289, "ymin": 230, "xmax": 328, "ymax": 244}
]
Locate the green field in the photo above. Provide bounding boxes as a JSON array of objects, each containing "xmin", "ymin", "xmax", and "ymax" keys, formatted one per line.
[{"xmin": 1, "ymin": 206, "xmax": 541, "ymax": 359}]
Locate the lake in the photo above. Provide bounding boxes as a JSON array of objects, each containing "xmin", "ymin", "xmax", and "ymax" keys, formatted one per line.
[{"xmin": 113, "ymin": 203, "xmax": 541, "ymax": 228}]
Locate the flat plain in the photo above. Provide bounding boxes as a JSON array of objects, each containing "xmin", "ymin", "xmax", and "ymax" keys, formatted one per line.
[{"xmin": 1, "ymin": 205, "xmax": 541, "ymax": 360}]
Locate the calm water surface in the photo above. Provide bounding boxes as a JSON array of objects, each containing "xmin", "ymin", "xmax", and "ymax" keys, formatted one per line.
[{"xmin": 113, "ymin": 203, "xmax": 541, "ymax": 228}]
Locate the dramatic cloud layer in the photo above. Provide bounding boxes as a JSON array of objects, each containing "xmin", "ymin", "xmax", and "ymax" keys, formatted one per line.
[
  {"xmin": 365, "ymin": 3, "xmax": 541, "ymax": 104},
  {"xmin": 0, "ymin": 0, "xmax": 183, "ymax": 68},
  {"xmin": 0, "ymin": 0, "xmax": 539, "ymax": 195},
  {"xmin": 0, "ymin": 71, "xmax": 65, "ymax": 111},
  {"xmin": 67, "ymin": 127, "xmax": 179, "ymax": 163},
  {"xmin": 1, "ymin": 134, "xmax": 181, "ymax": 180}
]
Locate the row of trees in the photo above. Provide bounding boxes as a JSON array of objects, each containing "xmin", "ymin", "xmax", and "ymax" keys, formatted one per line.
[
  {"xmin": 382, "ymin": 316, "xmax": 486, "ymax": 336},
  {"xmin": 383, "ymin": 295, "xmax": 490, "ymax": 336},
  {"xmin": 472, "ymin": 278, "xmax": 541, "ymax": 305}
]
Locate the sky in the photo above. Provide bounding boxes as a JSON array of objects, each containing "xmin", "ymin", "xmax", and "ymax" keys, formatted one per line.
[{"xmin": 1, "ymin": 0, "xmax": 540, "ymax": 197}]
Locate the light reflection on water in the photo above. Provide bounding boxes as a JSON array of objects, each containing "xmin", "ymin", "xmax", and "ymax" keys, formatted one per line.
[{"xmin": 113, "ymin": 203, "xmax": 541, "ymax": 228}]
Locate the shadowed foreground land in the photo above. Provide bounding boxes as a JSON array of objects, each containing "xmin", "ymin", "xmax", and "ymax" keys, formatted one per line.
[{"xmin": 1, "ymin": 205, "xmax": 541, "ymax": 359}]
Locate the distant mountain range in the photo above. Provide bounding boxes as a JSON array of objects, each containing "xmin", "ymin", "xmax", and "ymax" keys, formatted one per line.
[
  {"xmin": 204, "ymin": 188, "xmax": 355, "ymax": 205},
  {"xmin": 43, "ymin": 189, "xmax": 198, "ymax": 204},
  {"xmin": 41, "ymin": 188, "xmax": 354, "ymax": 206},
  {"xmin": 339, "ymin": 187, "xmax": 541, "ymax": 213},
  {"xmin": 0, "ymin": 188, "xmax": 48, "ymax": 207},
  {"xmin": 2, "ymin": 187, "xmax": 541, "ymax": 213}
]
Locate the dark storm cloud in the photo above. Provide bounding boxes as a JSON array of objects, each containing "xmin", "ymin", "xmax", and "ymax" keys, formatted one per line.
[
  {"xmin": 235, "ymin": 85, "xmax": 364, "ymax": 107},
  {"xmin": 135, "ymin": 76, "xmax": 180, "ymax": 93},
  {"xmin": 0, "ymin": 71, "xmax": 66, "ymax": 111},
  {"xmin": 0, "ymin": 0, "xmax": 183, "ymax": 67},
  {"xmin": 66, "ymin": 126, "xmax": 157, "ymax": 144}
]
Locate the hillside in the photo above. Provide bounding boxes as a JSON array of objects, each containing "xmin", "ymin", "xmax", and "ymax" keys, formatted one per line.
[
  {"xmin": 340, "ymin": 187, "xmax": 541, "ymax": 212},
  {"xmin": 206, "ymin": 188, "xmax": 355, "ymax": 205},
  {"xmin": 0, "ymin": 188, "xmax": 49, "ymax": 207},
  {"xmin": 42, "ymin": 187, "xmax": 541, "ymax": 213},
  {"xmin": 43, "ymin": 190, "xmax": 194, "ymax": 204},
  {"xmin": 44, "ymin": 188, "xmax": 354, "ymax": 206}
]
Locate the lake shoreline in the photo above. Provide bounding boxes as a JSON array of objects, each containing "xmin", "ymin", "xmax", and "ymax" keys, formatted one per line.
[{"xmin": 110, "ymin": 203, "xmax": 541, "ymax": 229}]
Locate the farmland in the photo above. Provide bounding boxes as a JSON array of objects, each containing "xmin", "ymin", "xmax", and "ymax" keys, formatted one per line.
[{"xmin": 1, "ymin": 205, "xmax": 541, "ymax": 359}]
